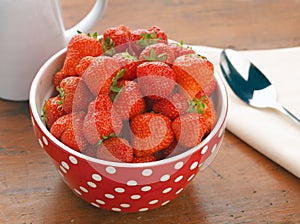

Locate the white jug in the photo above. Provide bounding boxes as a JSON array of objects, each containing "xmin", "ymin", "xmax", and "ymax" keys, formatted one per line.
[{"xmin": 0, "ymin": 0, "xmax": 107, "ymax": 101}]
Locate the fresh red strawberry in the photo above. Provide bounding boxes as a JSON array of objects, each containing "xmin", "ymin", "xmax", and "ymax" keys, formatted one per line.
[
  {"xmin": 96, "ymin": 137, "xmax": 133, "ymax": 162},
  {"xmin": 168, "ymin": 42, "xmax": 196, "ymax": 58},
  {"xmin": 130, "ymin": 26, "xmax": 167, "ymax": 56},
  {"xmin": 50, "ymin": 112, "xmax": 87, "ymax": 151},
  {"xmin": 76, "ymin": 56, "xmax": 96, "ymax": 77},
  {"xmin": 132, "ymin": 155, "xmax": 157, "ymax": 163},
  {"xmin": 203, "ymin": 78, "xmax": 217, "ymax": 96},
  {"xmin": 193, "ymin": 92, "xmax": 217, "ymax": 133},
  {"xmin": 148, "ymin": 25, "xmax": 168, "ymax": 43},
  {"xmin": 102, "ymin": 24, "xmax": 131, "ymax": 54},
  {"xmin": 112, "ymin": 51, "xmax": 139, "ymax": 80},
  {"xmin": 152, "ymin": 92, "xmax": 188, "ymax": 120},
  {"xmin": 139, "ymin": 43, "xmax": 175, "ymax": 64},
  {"xmin": 112, "ymin": 80, "xmax": 145, "ymax": 120},
  {"xmin": 83, "ymin": 94, "xmax": 122, "ymax": 145},
  {"xmin": 172, "ymin": 112, "xmax": 208, "ymax": 148},
  {"xmin": 82, "ymin": 56, "xmax": 120, "ymax": 96},
  {"xmin": 42, "ymin": 95, "xmax": 66, "ymax": 129},
  {"xmin": 53, "ymin": 69, "xmax": 67, "ymax": 88},
  {"xmin": 63, "ymin": 33, "xmax": 103, "ymax": 76},
  {"xmin": 136, "ymin": 61, "xmax": 176, "ymax": 100},
  {"xmin": 172, "ymin": 54, "xmax": 215, "ymax": 99},
  {"xmin": 130, "ymin": 28, "xmax": 150, "ymax": 42},
  {"xmin": 130, "ymin": 113, "xmax": 174, "ymax": 156},
  {"xmin": 58, "ymin": 76, "xmax": 94, "ymax": 114},
  {"xmin": 128, "ymin": 28, "xmax": 150, "ymax": 56}
]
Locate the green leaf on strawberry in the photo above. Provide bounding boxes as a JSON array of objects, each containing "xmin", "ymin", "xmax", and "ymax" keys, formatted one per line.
[
  {"xmin": 142, "ymin": 49, "xmax": 167, "ymax": 62},
  {"xmin": 187, "ymin": 95, "xmax": 207, "ymax": 114},
  {"xmin": 137, "ymin": 32, "xmax": 160, "ymax": 48},
  {"xmin": 109, "ymin": 69, "xmax": 126, "ymax": 101}
]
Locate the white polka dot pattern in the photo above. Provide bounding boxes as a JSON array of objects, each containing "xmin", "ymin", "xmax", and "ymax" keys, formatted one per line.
[
  {"xmin": 115, "ymin": 188, "xmax": 125, "ymax": 193},
  {"xmin": 105, "ymin": 194, "xmax": 115, "ymax": 199},
  {"xmin": 130, "ymin": 195, "xmax": 141, "ymax": 200},
  {"xmin": 69, "ymin": 156, "xmax": 78, "ymax": 165},
  {"xmin": 201, "ymin": 145, "xmax": 208, "ymax": 154},
  {"xmin": 127, "ymin": 180, "xmax": 138, "ymax": 186},
  {"xmin": 106, "ymin": 166, "xmax": 116, "ymax": 174},
  {"xmin": 42, "ymin": 136, "xmax": 48, "ymax": 146},
  {"xmin": 92, "ymin": 174, "xmax": 102, "ymax": 182},
  {"xmin": 31, "ymin": 111, "xmax": 226, "ymax": 212},
  {"xmin": 87, "ymin": 181, "xmax": 97, "ymax": 188},
  {"xmin": 142, "ymin": 169, "xmax": 152, "ymax": 176},
  {"xmin": 160, "ymin": 174, "xmax": 170, "ymax": 182},
  {"xmin": 79, "ymin": 186, "xmax": 88, "ymax": 193},
  {"xmin": 141, "ymin": 186, "xmax": 151, "ymax": 192}
]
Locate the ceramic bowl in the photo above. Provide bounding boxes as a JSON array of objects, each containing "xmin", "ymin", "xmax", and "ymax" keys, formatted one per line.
[{"xmin": 29, "ymin": 47, "xmax": 228, "ymax": 213}]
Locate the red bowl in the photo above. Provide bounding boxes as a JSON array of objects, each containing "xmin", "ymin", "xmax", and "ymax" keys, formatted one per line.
[{"xmin": 29, "ymin": 47, "xmax": 228, "ymax": 212}]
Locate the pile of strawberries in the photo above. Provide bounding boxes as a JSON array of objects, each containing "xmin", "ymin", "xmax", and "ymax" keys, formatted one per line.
[{"xmin": 42, "ymin": 25, "xmax": 217, "ymax": 163}]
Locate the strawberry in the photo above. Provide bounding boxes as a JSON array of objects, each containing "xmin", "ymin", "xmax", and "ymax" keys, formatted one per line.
[
  {"xmin": 96, "ymin": 137, "xmax": 133, "ymax": 163},
  {"xmin": 53, "ymin": 69, "xmax": 67, "ymax": 88},
  {"xmin": 171, "ymin": 112, "xmax": 208, "ymax": 148},
  {"xmin": 152, "ymin": 92, "xmax": 188, "ymax": 120},
  {"xmin": 193, "ymin": 92, "xmax": 217, "ymax": 133},
  {"xmin": 58, "ymin": 76, "xmax": 94, "ymax": 114},
  {"xmin": 203, "ymin": 78, "xmax": 217, "ymax": 97},
  {"xmin": 130, "ymin": 26, "xmax": 167, "ymax": 56},
  {"xmin": 130, "ymin": 28, "xmax": 150, "ymax": 42},
  {"xmin": 172, "ymin": 54, "xmax": 215, "ymax": 99},
  {"xmin": 42, "ymin": 95, "xmax": 66, "ymax": 129},
  {"xmin": 76, "ymin": 56, "xmax": 96, "ymax": 77},
  {"xmin": 147, "ymin": 25, "xmax": 168, "ymax": 43},
  {"xmin": 112, "ymin": 80, "xmax": 145, "ymax": 120},
  {"xmin": 139, "ymin": 43, "xmax": 175, "ymax": 64},
  {"xmin": 130, "ymin": 113, "xmax": 174, "ymax": 156},
  {"xmin": 136, "ymin": 61, "xmax": 176, "ymax": 100},
  {"xmin": 168, "ymin": 41, "xmax": 195, "ymax": 58},
  {"xmin": 82, "ymin": 94, "xmax": 123, "ymax": 145},
  {"xmin": 102, "ymin": 24, "xmax": 131, "ymax": 54},
  {"xmin": 63, "ymin": 33, "xmax": 103, "ymax": 76},
  {"xmin": 112, "ymin": 51, "xmax": 139, "ymax": 80},
  {"xmin": 50, "ymin": 112, "xmax": 87, "ymax": 151},
  {"xmin": 82, "ymin": 56, "xmax": 120, "ymax": 96}
]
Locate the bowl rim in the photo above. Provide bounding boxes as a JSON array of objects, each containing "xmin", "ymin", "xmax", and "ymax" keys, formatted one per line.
[{"xmin": 29, "ymin": 47, "xmax": 228, "ymax": 168}]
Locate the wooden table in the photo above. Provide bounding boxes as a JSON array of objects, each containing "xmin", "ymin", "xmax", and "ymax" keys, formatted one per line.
[{"xmin": 1, "ymin": 0, "xmax": 300, "ymax": 223}]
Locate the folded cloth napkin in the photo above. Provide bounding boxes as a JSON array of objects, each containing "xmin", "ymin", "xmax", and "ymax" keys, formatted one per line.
[{"xmin": 191, "ymin": 45, "xmax": 300, "ymax": 178}]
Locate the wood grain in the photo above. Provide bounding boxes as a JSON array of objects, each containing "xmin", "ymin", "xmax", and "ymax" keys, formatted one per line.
[{"xmin": 1, "ymin": 0, "xmax": 300, "ymax": 223}]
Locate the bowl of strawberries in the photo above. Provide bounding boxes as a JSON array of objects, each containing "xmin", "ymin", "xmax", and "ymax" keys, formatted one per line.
[{"xmin": 29, "ymin": 25, "xmax": 228, "ymax": 212}]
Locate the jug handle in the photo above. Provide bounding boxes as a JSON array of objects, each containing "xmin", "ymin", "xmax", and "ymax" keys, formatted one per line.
[{"xmin": 64, "ymin": 0, "xmax": 108, "ymax": 43}]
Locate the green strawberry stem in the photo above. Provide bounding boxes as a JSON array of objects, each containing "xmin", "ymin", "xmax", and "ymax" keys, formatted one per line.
[
  {"xmin": 96, "ymin": 133, "xmax": 117, "ymax": 146},
  {"xmin": 41, "ymin": 100, "xmax": 47, "ymax": 123},
  {"xmin": 109, "ymin": 69, "xmax": 126, "ymax": 101},
  {"xmin": 102, "ymin": 37, "xmax": 115, "ymax": 56},
  {"xmin": 77, "ymin": 30, "xmax": 98, "ymax": 39},
  {"xmin": 187, "ymin": 95, "xmax": 207, "ymax": 114},
  {"xmin": 137, "ymin": 32, "xmax": 162, "ymax": 48},
  {"xmin": 142, "ymin": 48, "xmax": 167, "ymax": 62},
  {"xmin": 56, "ymin": 86, "xmax": 65, "ymax": 100},
  {"xmin": 119, "ymin": 50, "xmax": 138, "ymax": 61}
]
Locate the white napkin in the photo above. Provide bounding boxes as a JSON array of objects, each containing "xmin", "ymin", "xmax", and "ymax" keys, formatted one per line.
[{"xmin": 191, "ymin": 45, "xmax": 300, "ymax": 178}]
